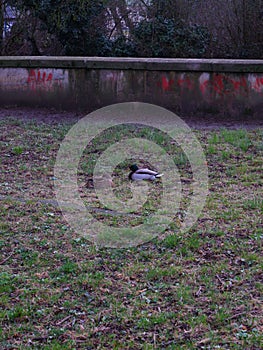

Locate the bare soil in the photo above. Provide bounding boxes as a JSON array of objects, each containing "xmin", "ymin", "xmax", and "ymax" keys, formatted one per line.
[{"xmin": 0, "ymin": 106, "xmax": 262, "ymax": 129}]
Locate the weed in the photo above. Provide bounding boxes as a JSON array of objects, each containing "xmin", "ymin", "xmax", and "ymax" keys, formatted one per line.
[
  {"xmin": 220, "ymin": 129, "xmax": 251, "ymax": 151},
  {"xmin": 163, "ymin": 233, "xmax": 181, "ymax": 248},
  {"xmin": 207, "ymin": 144, "xmax": 217, "ymax": 154},
  {"xmin": 12, "ymin": 145, "xmax": 24, "ymax": 155},
  {"xmin": 243, "ymin": 196, "xmax": 263, "ymax": 211},
  {"xmin": 208, "ymin": 132, "xmax": 220, "ymax": 145}
]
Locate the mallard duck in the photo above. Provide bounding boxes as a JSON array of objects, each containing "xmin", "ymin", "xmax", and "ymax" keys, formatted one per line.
[{"xmin": 129, "ymin": 164, "xmax": 163, "ymax": 181}]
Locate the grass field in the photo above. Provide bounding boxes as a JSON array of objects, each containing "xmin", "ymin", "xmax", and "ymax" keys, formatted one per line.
[{"xmin": 0, "ymin": 114, "xmax": 262, "ymax": 349}]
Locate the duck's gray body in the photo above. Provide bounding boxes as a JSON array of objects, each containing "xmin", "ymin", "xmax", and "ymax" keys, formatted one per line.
[{"xmin": 129, "ymin": 164, "xmax": 163, "ymax": 181}]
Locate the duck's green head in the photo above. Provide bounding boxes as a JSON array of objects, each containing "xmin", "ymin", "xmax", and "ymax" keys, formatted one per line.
[{"xmin": 130, "ymin": 164, "xmax": 139, "ymax": 172}]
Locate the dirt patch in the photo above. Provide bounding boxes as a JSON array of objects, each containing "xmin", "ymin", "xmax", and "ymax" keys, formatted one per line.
[{"xmin": 0, "ymin": 106, "xmax": 262, "ymax": 129}]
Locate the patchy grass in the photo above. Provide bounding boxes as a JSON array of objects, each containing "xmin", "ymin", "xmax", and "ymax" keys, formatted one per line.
[{"xmin": 0, "ymin": 115, "xmax": 262, "ymax": 349}]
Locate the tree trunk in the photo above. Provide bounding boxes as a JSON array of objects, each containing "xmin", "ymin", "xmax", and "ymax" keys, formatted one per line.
[
  {"xmin": 0, "ymin": 0, "xmax": 3, "ymax": 54},
  {"xmin": 117, "ymin": 0, "xmax": 134, "ymax": 32},
  {"xmin": 109, "ymin": 2, "xmax": 123, "ymax": 37}
]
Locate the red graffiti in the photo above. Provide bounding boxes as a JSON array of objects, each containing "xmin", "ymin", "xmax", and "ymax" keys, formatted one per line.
[
  {"xmin": 229, "ymin": 76, "xmax": 247, "ymax": 91},
  {"xmin": 27, "ymin": 69, "xmax": 53, "ymax": 85},
  {"xmin": 210, "ymin": 75, "xmax": 249, "ymax": 96},
  {"xmin": 200, "ymin": 80, "xmax": 209, "ymax": 95},
  {"xmin": 158, "ymin": 76, "xmax": 194, "ymax": 91},
  {"xmin": 208, "ymin": 75, "xmax": 251, "ymax": 96},
  {"xmin": 158, "ymin": 76, "xmax": 174, "ymax": 91},
  {"xmin": 158, "ymin": 73, "xmax": 263, "ymax": 97},
  {"xmin": 27, "ymin": 69, "xmax": 62, "ymax": 92},
  {"xmin": 212, "ymin": 75, "xmax": 226, "ymax": 95},
  {"xmin": 177, "ymin": 76, "xmax": 194, "ymax": 90},
  {"xmin": 251, "ymin": 77, "xmax": 263, "ymax": 92}
]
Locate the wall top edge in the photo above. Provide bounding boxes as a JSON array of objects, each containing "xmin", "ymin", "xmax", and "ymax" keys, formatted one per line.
[{"xmin": 0, "ymin": 56, "xmax": 262, "ymax": 72}]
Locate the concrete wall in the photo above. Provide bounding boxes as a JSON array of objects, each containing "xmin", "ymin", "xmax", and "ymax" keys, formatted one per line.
[{"xmin": 0, "ymin": 57, "xmax": 262, "ymax": 117}]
